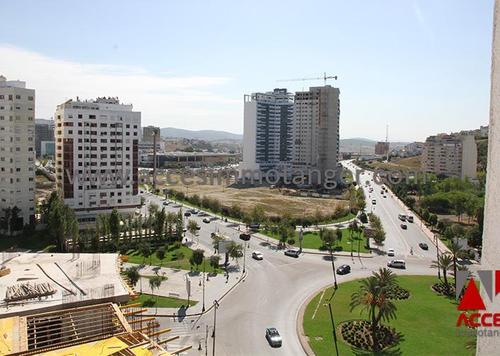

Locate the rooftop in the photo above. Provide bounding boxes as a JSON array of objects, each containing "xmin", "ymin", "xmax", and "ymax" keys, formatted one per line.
[{"xmin": 0, "ymin": 253, "xmax": 130, "ymax": 317}]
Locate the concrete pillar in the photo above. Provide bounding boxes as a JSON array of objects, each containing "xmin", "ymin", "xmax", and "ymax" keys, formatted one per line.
[{"xmin": 477, "ymin": 1, "xmax": 500, "ymax": 354}]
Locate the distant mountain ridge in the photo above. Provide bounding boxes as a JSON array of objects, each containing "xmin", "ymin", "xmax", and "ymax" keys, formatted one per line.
[{"xmin": 160, "ymin": 127, "xmax": 242, "ymax": 141}]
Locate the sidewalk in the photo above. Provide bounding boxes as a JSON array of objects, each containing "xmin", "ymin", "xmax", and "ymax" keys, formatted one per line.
[{"xmin": 124, "ymin": 262, "xmax": 247, "ymax": 315}]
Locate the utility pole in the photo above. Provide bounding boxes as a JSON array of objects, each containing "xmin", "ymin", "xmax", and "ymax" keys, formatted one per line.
[
  {"xmin": 202, "ymin": 261, "xmax": 206, "ymax": 312},
  {"xmin": 329, "ymin": 247, "xmax": 338, "ymax": 290},
  {"xmin": 205, "ymin": 325, "xmax": 208, "ymax": 356},
  {"xmin": 212, "ymin": 300, "xmax": 219, "ymax": 356}
]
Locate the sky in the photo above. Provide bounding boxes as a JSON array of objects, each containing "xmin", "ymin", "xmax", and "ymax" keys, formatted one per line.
[{"xmin": 0, "ymin": 0, "xmax": 494, "ymax": 142}]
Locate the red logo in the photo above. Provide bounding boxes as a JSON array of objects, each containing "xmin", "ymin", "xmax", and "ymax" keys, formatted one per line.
[
  {"xmin": 458, "ymin": 279, "xmax": 486, "ymax": 311},
  {"xmin": 456, "ymin": 274, "xmax": 500, "ymax": 328}
]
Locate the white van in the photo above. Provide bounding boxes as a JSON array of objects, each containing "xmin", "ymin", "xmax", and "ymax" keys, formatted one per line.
[{"xmin": 387, "ymin": 260, "xmax": 406, "ymax": 269}]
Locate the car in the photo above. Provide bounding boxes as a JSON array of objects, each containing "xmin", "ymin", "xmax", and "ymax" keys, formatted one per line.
[
  {"xmin": 372, "ymin": 199, "xmax": 376, "ymax": 204},
  {"xmin": 387, "ymin": 259, "xmax": 406, "ymax": 269},
  {"xmin": 284, "ymin": 249, "xmax": 300, "ymax": 258},
  {"xmin": 407, "ymin": 215, "xmax": 414, "ymax": 223},
  {"xmin": 239, "ymin": 233, "xmax": 251, "ymax": 241},
  {"xmin": 182, "ymin": 228, "xmax": 187, "ymax": 233},
  {"xmin": 191, "ymin": 209, "xmax": 199, "ymax": 214},
  {"xmin": 419, "ymin": 242, "xmax": 429, "ymax": 250},
  {"xmin": 400, "ymin": 223, "xmax": 407, "ymax": 230},
  {"xmin": 265, "ymin": 327, "xmax": 282, "ymax": 347},
  {"xmin": 202, "ymin": 217, "xmax": 210, "ymax": 223},
  {"xmin": 398, "ymin": 214, "xmax": 406, "ymax": 221},
  {"xmin": 336, "ymin": 264, "xmax": 351, "ymax": 275},
  {"xmin": 387, "ymin": 248, "xmax": 395, "ymax": 257},
  {"xmin": 252, "ymin": 251, "xmax": 264, "ymax": 260},
  {"xmin": 196, "ymin": 225, "xmax": 201, "ymax": 230},
  {"xmin": 184, "ymin": 212, "xmax": 191, "ymax": 217}
]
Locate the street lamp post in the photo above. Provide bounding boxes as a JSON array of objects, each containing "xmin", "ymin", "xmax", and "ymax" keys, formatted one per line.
[
  {"xmin": 435, "ymin": 234, "xmax": 440, "ymax": 279},
  {"xmin": 242, "ymin": 242, "xmax": 246, "ymax": 274},
  {"xmin": 328, "ymin": 303, "xmax": 340, "ymax": 356},
  {"xmin": 329, "ymin": 246, "xmax": 338, "ymax": 290},
  {"xmin": 212, "ymin": 300, "xmax": 219, "ymax": 356},
  {"xmin": 202, "ymin": 261, "xmax": 206, "ymax": 312}
]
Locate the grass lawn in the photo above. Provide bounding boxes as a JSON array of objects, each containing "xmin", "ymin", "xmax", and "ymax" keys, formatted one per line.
[
  {"xmin": 303, "ymin": 275, "xmax": 475, "ymax": 356},
  {"xmin": 125, "ymin": 245, "xmax": 223, "ymax": 273},
  {"xmin": 128, "ymin": 293, "xmax": 197, "ymax": 308},
  {"xmin": 262, "ymin": 228, "xmax": 368, "ymax": 253}
]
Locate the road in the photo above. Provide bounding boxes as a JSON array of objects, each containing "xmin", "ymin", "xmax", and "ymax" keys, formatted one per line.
[
  {"xmin": 138, "ymin": 173, "xmax": 440, "ymax": 355},
  {"xmin": 342, "ymin": 161, "xmax": 439, "ymax": 260}
]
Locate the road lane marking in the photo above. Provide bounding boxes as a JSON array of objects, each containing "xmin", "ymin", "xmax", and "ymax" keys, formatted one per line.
[{"xmin": 311, "ymin": 288, "xmax": 326, "ymax": 320}]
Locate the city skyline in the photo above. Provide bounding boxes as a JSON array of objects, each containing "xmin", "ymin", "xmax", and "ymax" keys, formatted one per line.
[{"xmin": 0, "ymin": 0, "xmax": 493, "ymax": 142}]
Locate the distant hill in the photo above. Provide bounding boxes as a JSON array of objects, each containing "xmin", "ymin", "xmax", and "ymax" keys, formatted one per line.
[
  {"xmin": 340, "ymin": 138, "xmax": 409, "ymax": 154},
  {"xmin": 160, "ymin": 127, "xmax": 242, "ymax": 141}
]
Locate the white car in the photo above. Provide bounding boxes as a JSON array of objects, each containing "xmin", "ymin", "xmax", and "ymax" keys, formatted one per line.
[
  {"xmin": 252, "ymin": 251, "xmax": 264, "ymax": 260},
  {"xmin": 387, "ymin": 259, "xmax": 406, "ymax": 269},
  {"xmin": 387, "ymin": 248, "xmax": 395, "ymax": 257}
]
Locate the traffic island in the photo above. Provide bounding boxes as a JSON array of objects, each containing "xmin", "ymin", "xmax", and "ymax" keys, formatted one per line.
[{"xmin": 301, "ymin": 275, "xmax": 475, "ymax": 355}]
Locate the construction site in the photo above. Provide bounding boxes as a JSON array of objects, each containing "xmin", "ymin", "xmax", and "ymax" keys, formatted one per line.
[{"xmin": 0, "ymin": 253, "xmax": 191, "ymax": 355}]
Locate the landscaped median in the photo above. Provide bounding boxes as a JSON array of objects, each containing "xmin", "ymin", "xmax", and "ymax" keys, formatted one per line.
[
  {"xmin": 129, "ymin": 293, "xmax": 197, "ymax": 308},
  {"xmin": 302, "ymin": 275, "xmax": 475, "ymax": 355},
  {"xmin": 261, "ymin": 228, "xmax": 369, "ymax": 253}
]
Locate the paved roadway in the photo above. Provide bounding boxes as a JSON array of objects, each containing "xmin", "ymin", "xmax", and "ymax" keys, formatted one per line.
[
  {"xmin": 138, "ymin": 171, "xmax": 440, "ymax": 355},
  {"xmin": 343, "ymin": 161, "xmax": 439, "ymax": 260}
]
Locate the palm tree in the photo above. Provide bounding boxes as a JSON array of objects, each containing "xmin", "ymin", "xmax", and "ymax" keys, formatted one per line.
[
  {"xmin": 431, "ymin": 253, "xmax": 454, "ymax": 294},
  {"xmin": 350, "ymin": 268, "xmax": 398, "ymax": 351},
  {"xmin": 448, "ymin": 240, "xmax": 463, "ymax": 290}
]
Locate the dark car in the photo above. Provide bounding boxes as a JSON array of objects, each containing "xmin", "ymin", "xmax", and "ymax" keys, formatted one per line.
[
  {"xmin": 184, "ymin": 212, "xmax": 191, "ymax": 217},
  {"xmin": 239, "ymin": 233, "xmax": 251, "ymax": 241},
  {"xmin": 419, "ymin": 242, "xmax": 429, "ymax": 250},
  {"xmin": 400, "ymin": 223, "xmax": 407, "ymax": 230},
  {"xmin": 336, "ymin": 264, "xmax": 351, "ymax": 275},
  {"xmin": 284, "ymin": 249, "xmax": 300, "ymax": 258},
  {"xmin": 265, "ymin": 327, "xmax": 282, "ymax": 347}
]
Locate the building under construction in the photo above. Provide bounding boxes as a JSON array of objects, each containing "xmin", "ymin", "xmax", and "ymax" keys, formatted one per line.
[{"xmin": 0, "ymin": 302, "xmax": 190, "ymax": 355}]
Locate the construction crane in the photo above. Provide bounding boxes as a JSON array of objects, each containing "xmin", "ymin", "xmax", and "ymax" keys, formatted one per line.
[{"xmin": 277, "ymin": 72, "xmax": 338, "ymax": 85}]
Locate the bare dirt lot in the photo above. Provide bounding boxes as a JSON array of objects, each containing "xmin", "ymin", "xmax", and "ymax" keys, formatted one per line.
[{"xmin": 154, "ymin": 174, "xmax": 348, "ymax": 219}]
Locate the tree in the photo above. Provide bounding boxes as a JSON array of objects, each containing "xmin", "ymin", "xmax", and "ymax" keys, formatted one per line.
[
  {"xmin": 336, "ymin": 228, "xmax": 343, "ymax": 246},
  {"xmin": 46, "ymin": 193, "xmax": 78, "ymax": 252},
  {"xmin": 448, "ymin": 240, "xmax": 464, "ymax": 290},
  {"xmin": 109, "ymin": 208, "xmax": 122, "ymax": 248},
  {"xmin": 149, "ymin": 275, "xmax": 163, "ymax": 312},
  {"xmin": 156, "ymin": 246, "xmax": 166, "ymax": 266},
  {"xmin": 124, "ymin": 266, "xmax": 140, "ymax": 287},
  {"xmin": 175, "ymin": 210, "xmax": 184, "ymax": 241},
  {"xmin": 209, "ymin": 255, "xmax": 220, "ymax": 272},
  {"xmin": 155, "ymin": 208, "xmax": 166, "ymax": 240},
  {"xmin": 428, "ymin": 214, "xmax": 438, "ymax": 227},
  {"xmin": 405, "ymin": 196, "xmax": 416, "ymax": 209},
  {"xmin": 250, "ymin": 205, "xmax": 266, "ymax": 224},
  {"xmin": 228, "ymin": 242, "xmax": 243, "ymax": 264},
  {"xmin": 140, "ymin": 243, "xmax": 152, "ymax": 265},
  {"xmin": 350, "ymin": 268, "xmax": 398, "ymax": 351},
  {"xmin": 187, "ymin": 219, "xmax": 199, "ymax": 238},
  {"xmin": 278, "ymin": 222, "xmax": 294, "ymax": 248},
  {"xmin": 189, "ymin": 249, "xmax": 204, "ymax": 270},
  {"xmin": 319, "ymin": 228, "xmax": 336, "ymax": 251},
  {"xmin": 431, "ymin": 253, "xmax": 454, "ymax": 294}
]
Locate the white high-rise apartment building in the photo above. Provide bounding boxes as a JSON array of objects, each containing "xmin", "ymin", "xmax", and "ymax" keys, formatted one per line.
[
  {"xmin": 292, "ymin": 85, "xmax": 340, "ymax": 182},
  {"xmin": 55, "ymin": 97, "xmax": 141, "ymax": 221},
  {"xmin": 0, "ymin": 75, "xmax": 36, "ymax": 227},
  {"xmin": 422, "ymin": 133, "xmax": 477, "ymax": 179},
  {"xmin": 240, "ymin": 88, "xmax": 294, "ymax": 174}
]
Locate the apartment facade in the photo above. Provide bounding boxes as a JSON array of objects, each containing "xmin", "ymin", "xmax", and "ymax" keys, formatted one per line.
[
  {"xmin": 240, "ymin": 88, "xmax": 294, "ymax": 174},
  {"xmin": 422, "ymin": 133, "xmax": 477, "ymax": 179},
  {"xmin": 35, "ymin": 118, "xmax": 55, "ymax": 157},
  {"xmin": 374, "ymin": 141, "xmax": 389, "ymax": 155},
  {"xmin": 292, "ymin": 86, "xmax": 340, "ymax": 183},
  {"xmin": 54, "ymin": 97, "xmax": 141, "ymax": 221},
  {"xmin": 0, "ymin": 76, "xmax": 36, "ymax": 227}
]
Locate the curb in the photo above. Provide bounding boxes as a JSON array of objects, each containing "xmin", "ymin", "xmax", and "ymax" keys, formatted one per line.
[
  {"xmin": 137, "ymin": 269, "xmax": 248, "ymax": 318},
  {"xmin": 296, "ymin": 286, "xmax": 323, "ymax": 356}
]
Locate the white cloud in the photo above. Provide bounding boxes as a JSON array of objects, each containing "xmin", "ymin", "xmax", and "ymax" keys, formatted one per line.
[{"xmin": 0, "ymin": 45, "xmax": 241, "ymax": 132}]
